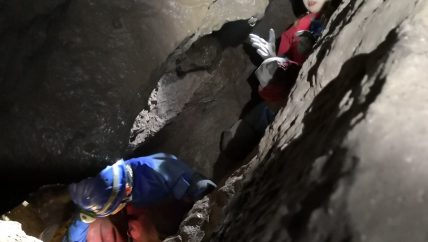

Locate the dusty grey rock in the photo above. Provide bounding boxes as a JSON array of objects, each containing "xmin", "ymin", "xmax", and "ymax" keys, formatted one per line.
[
  {"xmin": 129, "ymin": 0, "xmax": 296, "ymax": 177},
  {"xmin": 175, "ymin": 36, "xmax": 223, "ymax": 74},
  {"xmin": 0, "ymin": 221, "xmax": 42, "ymax": 242},
  {"xmin": 129, "ymin": 70, "xmax": 212, "ymax": 146},
  {"xmin": 167, "ymin": 161, "xmax": 251, "ymax": 242},
  {"xmin": 131, "ymin": 47, "xmax": 254, "ymax": 176}
]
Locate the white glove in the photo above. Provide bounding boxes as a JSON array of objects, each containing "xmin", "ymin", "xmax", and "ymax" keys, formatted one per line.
[
  {"xmin": 249, "ymin": 28, "xmax": 277, "ymax": 60},
  {"xmin": 255, "ymin": 57, "xmax": 290, "ymax": 88}
]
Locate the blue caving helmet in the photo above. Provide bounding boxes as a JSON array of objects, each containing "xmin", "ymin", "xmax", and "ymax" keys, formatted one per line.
[{"xmin": 68, "ymin": 159, "xmax": 128, "ymax": 221}]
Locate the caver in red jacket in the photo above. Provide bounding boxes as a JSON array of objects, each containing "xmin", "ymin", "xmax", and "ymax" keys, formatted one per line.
[{"xmin": 258, "ymin": 12, "xmax": 321, "ymax": 105}]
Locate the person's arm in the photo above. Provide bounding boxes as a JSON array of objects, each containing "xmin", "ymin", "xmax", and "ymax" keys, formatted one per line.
[
  {"xmin": 62, "ymin": 217, "xmax": 90, "ymax": 242},
  {"xmin": 278, "ymin": 13, "xmax": 317, "ymax": 57},
  {"xmin": 277, "ymin": 23, "xmax": 297, "ymax": 57},
  {"xmin": 255, "ymin": 57, "xmax": 291, "ymax": 88}
]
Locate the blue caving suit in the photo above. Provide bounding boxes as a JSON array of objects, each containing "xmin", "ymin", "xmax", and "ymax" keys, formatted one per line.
[{"xmin": 64, "ymin": 153, "xmax": 207, "ymax": 242}]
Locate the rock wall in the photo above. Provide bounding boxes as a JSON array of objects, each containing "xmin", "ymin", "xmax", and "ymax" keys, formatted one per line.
[
  {"xmin": 172, "ymin": 0, "xmax": 428, "ymax": 241},
  {"xmin": 0, "ymin": 0, "xmax": 269, "ymax": 211},
  {"xmin": 4, "ymin": 0, "xmax": 428, "ymax": 240},
  {"xmin": 127, "ymin": 0, "xmax": 296, "ymax": 177},
  {"xmin": 0, "ymin": 221, "xmax": 41, "ymax": 242}
]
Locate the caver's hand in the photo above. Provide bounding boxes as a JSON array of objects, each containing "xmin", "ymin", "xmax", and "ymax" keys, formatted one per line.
[
  {"xmin": 255, "ymin": 57, "xmax": 293, "ymax": 88},
  {"xmin": 249, "ymin": 28, "xmax": 276, "ymax": 60}
]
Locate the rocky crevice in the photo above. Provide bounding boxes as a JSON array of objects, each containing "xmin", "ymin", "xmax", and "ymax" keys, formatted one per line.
[
  {"xmin": 2, "ymin": 0, "xmax": 428, "ymax": 241},
  {"xmin": 169, "ymin": 0, "xmax": 428, "ymax": 241},
  {"xmin": 0, "ymin": 0, "xmax": 271, "ymax": 212}
]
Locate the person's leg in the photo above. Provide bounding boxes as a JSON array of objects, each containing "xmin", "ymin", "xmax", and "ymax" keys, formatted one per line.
[
  {"xmin": 242, "ymin": 102, "xmax": 276, "ymax": 136},
  {"xmin": 220, "ymin": 102, "xmax": 276, "ymax": 160}
]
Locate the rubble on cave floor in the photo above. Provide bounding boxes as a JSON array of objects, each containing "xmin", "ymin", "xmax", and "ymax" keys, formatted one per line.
[
  {"xmin": 0, "ymin": 220, "xmax": 42, "ymax": 242},
  {"xmin": 1, "ymin": 185, "xmax": 72, "ymax": 242}
]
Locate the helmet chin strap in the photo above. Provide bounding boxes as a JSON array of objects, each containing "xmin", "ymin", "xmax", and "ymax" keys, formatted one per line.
[{"xmin": 80, "ymin": 210, "xmax": 97, "ymax": 223}]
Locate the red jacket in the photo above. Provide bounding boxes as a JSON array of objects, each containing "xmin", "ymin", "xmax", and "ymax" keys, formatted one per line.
[
  {"xmin": 278, "ymin": 13, "xmax": 319, "ymax": 63},
  {"xmin": 259, "ymin": 13, "xmax": 320, "ymax": 103}
]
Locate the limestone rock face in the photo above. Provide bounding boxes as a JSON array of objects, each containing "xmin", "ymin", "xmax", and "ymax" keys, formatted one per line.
[
  {"xmin": 164, "ymin": 162, "xmax": 251, "ymax": 242},
  {"xmin": 128, "ymin": 0, "xmax": 296, "ymax": 177},
  {"xmin": 173, "ymin": 0, "xmax": 428, "ymax": 241},
  {"xmin": 0, "ymin": 221, "xmax": 42, "ymax": 242},
  {"xmin": 0, "ymin": 0, "xmax": 268, "ymax": 210}
]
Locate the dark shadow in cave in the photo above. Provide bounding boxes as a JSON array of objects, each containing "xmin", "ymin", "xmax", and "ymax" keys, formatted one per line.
[
  {"xmin": 213, "ymin": 62, "xmax": 300, "ymax": 183},
  {"xmin": 212, "ymin": 20, "xmax": 254, "ymax": 48},
  {"xmin": 0, "ymin": 155, "xmax": 103, "ymax": 214},
  {"xmin": 289, "ymin": 0, "xmax": 308, "ymax": 17}
]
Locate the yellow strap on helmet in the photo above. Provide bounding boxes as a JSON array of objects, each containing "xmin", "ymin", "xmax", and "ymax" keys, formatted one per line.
[
  {"xmin": 80, "ymin": 210, "xmax": 96, "ymax": 223},
  {"xmin": 96, "ymin": 160, "xmax": 122, "ymax": 216}
]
